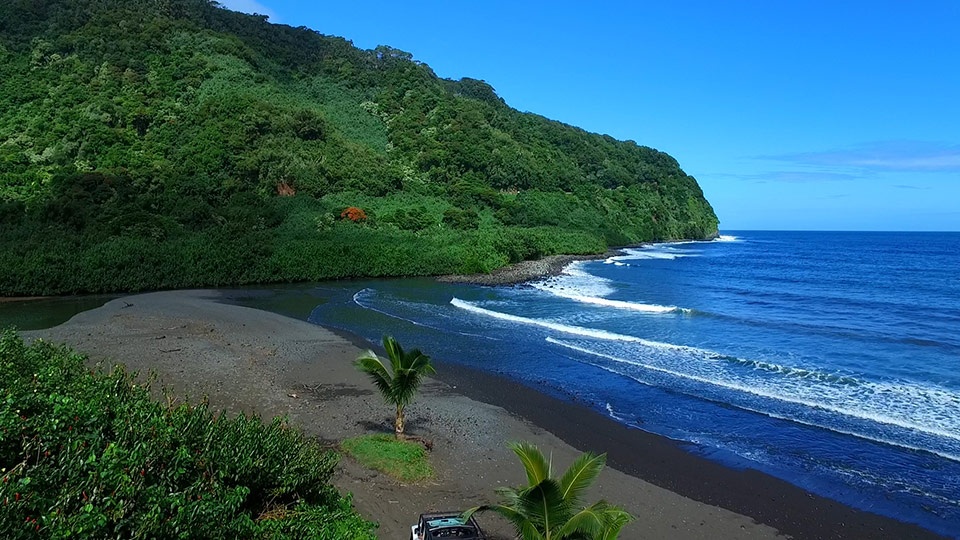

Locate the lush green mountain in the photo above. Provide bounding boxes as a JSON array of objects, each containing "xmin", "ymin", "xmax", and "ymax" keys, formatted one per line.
[{"xmin": 0, "ymin": 0, "xmax": 719, "ymax": 295}]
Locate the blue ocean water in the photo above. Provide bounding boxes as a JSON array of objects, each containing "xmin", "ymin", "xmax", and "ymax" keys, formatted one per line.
[{"xmin": 305, "ymin": 231, "xmax": 960, "ymax": 537}]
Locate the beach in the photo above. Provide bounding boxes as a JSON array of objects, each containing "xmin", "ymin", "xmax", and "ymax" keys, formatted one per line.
[{"xmin": 21, "ymin": 289, "xmax": 946, "ymax": 539}]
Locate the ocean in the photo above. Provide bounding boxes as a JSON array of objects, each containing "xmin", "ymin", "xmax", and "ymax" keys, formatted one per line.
[{"xmin": 289, "ymin": 231, "xmax": 959, "ymax": 536}]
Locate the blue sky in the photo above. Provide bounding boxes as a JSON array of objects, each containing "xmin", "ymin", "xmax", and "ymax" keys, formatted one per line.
[{"xmin": 219, "ymin": 0, "xmax": 959, "ymax": 231}]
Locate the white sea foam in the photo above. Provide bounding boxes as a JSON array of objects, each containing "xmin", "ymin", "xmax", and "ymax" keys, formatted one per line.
[
  {"xmin": 450, "ymin": 298, "xmax": 649, "ymax": 342},
  {"xmin": 716, "ymin": 235, "xmax": 739, "ymax": 242},
  {"xmin": 450, "ymin": 298, "xmax": 715, "ymax": 353},
  {"xmin": 536, "ymin": 261, "xmax": 617, "ymax": 298},
  {"xmin": 593, "ymin": 350, "xmax": 960, "ymax": 464},
  {"xmin": 532, "ymin": 261, "xmax": 690, "ymax": 314},
  {"xmin": 353, "ymin": 288, "xmax": 430, "ymax": 328},
  {"xmin": 530, "ymin": 284, "xmax": 685, "ymax": 314},
  {"xmin": 452, "ymin": 299, "xmax": 848, "ymax": 385},
  {"xmin": 545, "ymin": 337, "xmax": 960, "ymax": 456},
  {"xmin": 451, "ymin": 291, "xmax": 960, "ymax": 458},
  {"xmin": 610, "ymin": 250, "xmax": 681, "ymax": 262},
  {"xmin": 740, "ymin": 405, "xmax": 960, "ymax": 464},
  {"xmin": 606, "ymin": 246, "xmax": 701, "ymax": 264},
  {"xmin": 604, "ymin": 403, "xmax": 632, "ymax": 424},
  {"xmin": 352, "ymin": 289, "xmax": 490, "ymax": 338}
]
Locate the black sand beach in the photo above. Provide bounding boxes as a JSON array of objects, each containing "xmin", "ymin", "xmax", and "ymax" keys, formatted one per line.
[{"xmin": 20, "ymin": 290, "xmax": 948, "ymax": 539}]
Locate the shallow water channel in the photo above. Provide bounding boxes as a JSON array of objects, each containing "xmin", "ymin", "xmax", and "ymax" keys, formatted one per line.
[{"xmin": 0, "ymin": 295, "xmax": 115, "ymax": 331}]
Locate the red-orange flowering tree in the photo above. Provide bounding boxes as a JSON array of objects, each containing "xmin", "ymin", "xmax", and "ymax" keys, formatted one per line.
[{"xmin": 340, "ymin": 207, "xmax": 367, "ymax": 222}]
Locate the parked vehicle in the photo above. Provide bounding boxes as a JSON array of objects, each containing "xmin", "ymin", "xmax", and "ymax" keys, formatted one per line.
[{"xmin": 410, "ymin": 511, "xmax": 486, "ymax": 539}]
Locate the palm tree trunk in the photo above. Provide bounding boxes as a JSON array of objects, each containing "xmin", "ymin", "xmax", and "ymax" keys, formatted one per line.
[{"xmin": 395, "ymin": 404, "xmax": 405, "ymax": 438}]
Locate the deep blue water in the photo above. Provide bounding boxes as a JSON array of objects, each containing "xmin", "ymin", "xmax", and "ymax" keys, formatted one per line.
[{"xmin": 301, "ymin": 231, "xmax": 960, "ymax": 537}]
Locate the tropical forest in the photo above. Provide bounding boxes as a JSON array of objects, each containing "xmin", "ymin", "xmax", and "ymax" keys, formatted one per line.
[{"xmin": 0, "ymin": 0, "xmax": 718, "ymax": 295}]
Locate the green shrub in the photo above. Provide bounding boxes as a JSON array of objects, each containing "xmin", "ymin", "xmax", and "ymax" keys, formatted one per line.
[{"xmin": 0, "ymin": 332, "xmax": 376, "ymax": 539}]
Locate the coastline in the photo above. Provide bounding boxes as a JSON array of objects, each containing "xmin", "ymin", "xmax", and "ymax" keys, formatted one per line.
[
  {"xmin": 434, "ymin": 239, "xmax": 952, "ymax": 539},
  {"xmin": 437, "ymin": 252, "xmax": 618, "ymax": 285},
  {"xmin": 19, "ymin": 290, "xmax": 947, "ymax": 539},
  {"xmin": 437, "ymin": 365, "xmax": 948, "ymax": 540},
  {"xmin": 438, "ymin": 237, "xmax": 706, "ymax": 286}
]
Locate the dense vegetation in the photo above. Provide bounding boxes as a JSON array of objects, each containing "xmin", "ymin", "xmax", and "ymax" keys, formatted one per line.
[
  {"xmin": 0, "ymin": 331, "xmax": 377, "ymax": 538},
  {"xmin": 0, "ymin": 0, "xmax": 718, "ymax": 295}
]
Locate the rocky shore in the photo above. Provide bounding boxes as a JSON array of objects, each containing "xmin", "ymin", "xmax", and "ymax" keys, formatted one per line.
[{"xmin": 438, "ymin": 252, "xmax": 616, "ymax": 285}]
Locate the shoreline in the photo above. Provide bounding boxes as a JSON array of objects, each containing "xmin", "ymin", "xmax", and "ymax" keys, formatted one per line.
[
  {"xmin": 20, "ymin": 290, "xmax": 948, "ymax": 539},
  {"xmin": 433, "ymin": 241, "xmax": 950, "ymax": 539},
  {"xmin": 438, "ymin": 237, "xmax": 709, "ymax": 286},
  {"xmin": 437, "ymin": 252, "xmax": 618, "ymax": 285},
  {"xmin": 435, "ymin": 364, "xmax": 947, "ymax": 540}
]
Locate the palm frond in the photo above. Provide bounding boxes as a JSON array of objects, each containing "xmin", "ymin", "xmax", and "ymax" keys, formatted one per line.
[
  {"xmin": 557, "ymin": 507, "xmax": 605, "ymax": 539},
  {"xmin": 510, "ymin": 441, "xmax": 552, "ymax": 486},
  {"xmin": 598, "ymin": 508, "xmax": 633, "ymax": 540},
  {"xmin": 408, "ymin": 350, "xmax": 436, "ymax": 374},
  {"xmin": 494, "ymin": 485, "xmax": 523, "ymax": 508},
  {"xmin": 391, "ymin": 366, "xmax": 427, "ymax": 406},
  {"xmin": 516, "ymin": 479, "xmax": 571, "ymax": 536},
  {"xmin": 519, "ymin": 520, "xmax": 547, "ymax": 540},
  {"xmin": 353, "ymin": 352, "xmax": 392, "ymax": 401},
  {"xmin": 382, "ymin": 335, "xmax": 405, "ymax": 372},
  {"xmin": 559, "ymin": 501, "xmax": 634, "ymax": 540},
  {"xmin": 558, "ymin": 451, "xmax": 606, "ymax": 505},
  {"xmin": 483, "ymin": 442, "xmax": 633, "ymax": 539},
  {"xmin": 464, "ymin": 504, "xmax": 530, "ymax": 534}
]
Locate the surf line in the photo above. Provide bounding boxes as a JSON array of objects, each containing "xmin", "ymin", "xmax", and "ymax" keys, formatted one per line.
[
  {"xmin": 531, "ymin": 284, "xmax": 691, "ymax": 314},
  {"xmin": 450, "ymin": 298, "xmax": 688, "ymax": 346},
  {"xmin": 548, "ymin": 337, "xmax": 960, "ymax": 460},
  {"xmin": 352, "ymin": 289, "xmax": 491, "ymax": 339}
]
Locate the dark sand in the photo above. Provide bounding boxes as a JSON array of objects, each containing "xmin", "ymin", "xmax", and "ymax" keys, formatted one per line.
[{"xmin": 22, "ymin": 290, "xmax": 947, "ymax": 539}]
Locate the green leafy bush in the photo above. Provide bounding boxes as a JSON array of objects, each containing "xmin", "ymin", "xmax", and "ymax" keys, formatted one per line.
[{"xmin": 0, "ymin": 331, "xmax": 376, "ymax": 539}]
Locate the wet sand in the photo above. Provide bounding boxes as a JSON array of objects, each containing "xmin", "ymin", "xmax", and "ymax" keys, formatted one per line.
[{"xmin": 22, "ymin": 290, "xmax": 945, "ymax": 539}]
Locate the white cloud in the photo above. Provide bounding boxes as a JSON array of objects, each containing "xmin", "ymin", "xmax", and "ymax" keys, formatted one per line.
[
  {"xmin": 711, "ymin": 171, "xmax": 861, "ymax": 183},
  {"xmin": 764, "ymin": 141, "xmax": 960, "ymax": 173},
  {"xmin": 216, "ymin": 0, "xmax": 279, "ymax": 22}
]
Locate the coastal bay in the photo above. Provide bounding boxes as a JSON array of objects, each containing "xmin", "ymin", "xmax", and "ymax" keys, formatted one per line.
[
  {"xmin": 20, "ymin": 289, "xmax": 945, "ymax": 539},
  {"xmin": 3, "ymin": 2, "xmax": 955, "ymax": 538}
]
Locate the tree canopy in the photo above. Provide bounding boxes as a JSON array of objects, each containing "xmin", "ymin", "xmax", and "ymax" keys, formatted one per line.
[{"xmin": 0, "ymin": 0, "xmax": 719, "ymax": 295}]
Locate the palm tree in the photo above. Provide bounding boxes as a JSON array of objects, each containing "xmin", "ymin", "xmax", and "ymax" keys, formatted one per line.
[
  {"xmin": 354, "ymin": 335, "xmax": 436, "ymax": 438},
  {"xmin": 465, "ymin": 442, "xmax": 633, "ymax": 540}
]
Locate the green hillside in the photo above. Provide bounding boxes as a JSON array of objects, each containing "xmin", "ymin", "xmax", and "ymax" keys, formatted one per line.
[{"xmin": 0, "ymin": 0, "xmax": 719, "ymax": 295}]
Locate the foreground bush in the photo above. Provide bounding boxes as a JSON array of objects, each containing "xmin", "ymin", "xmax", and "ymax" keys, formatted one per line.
[{"xmin": 0, "ymin": 331, "xmax": 376, "ymax": 539}]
